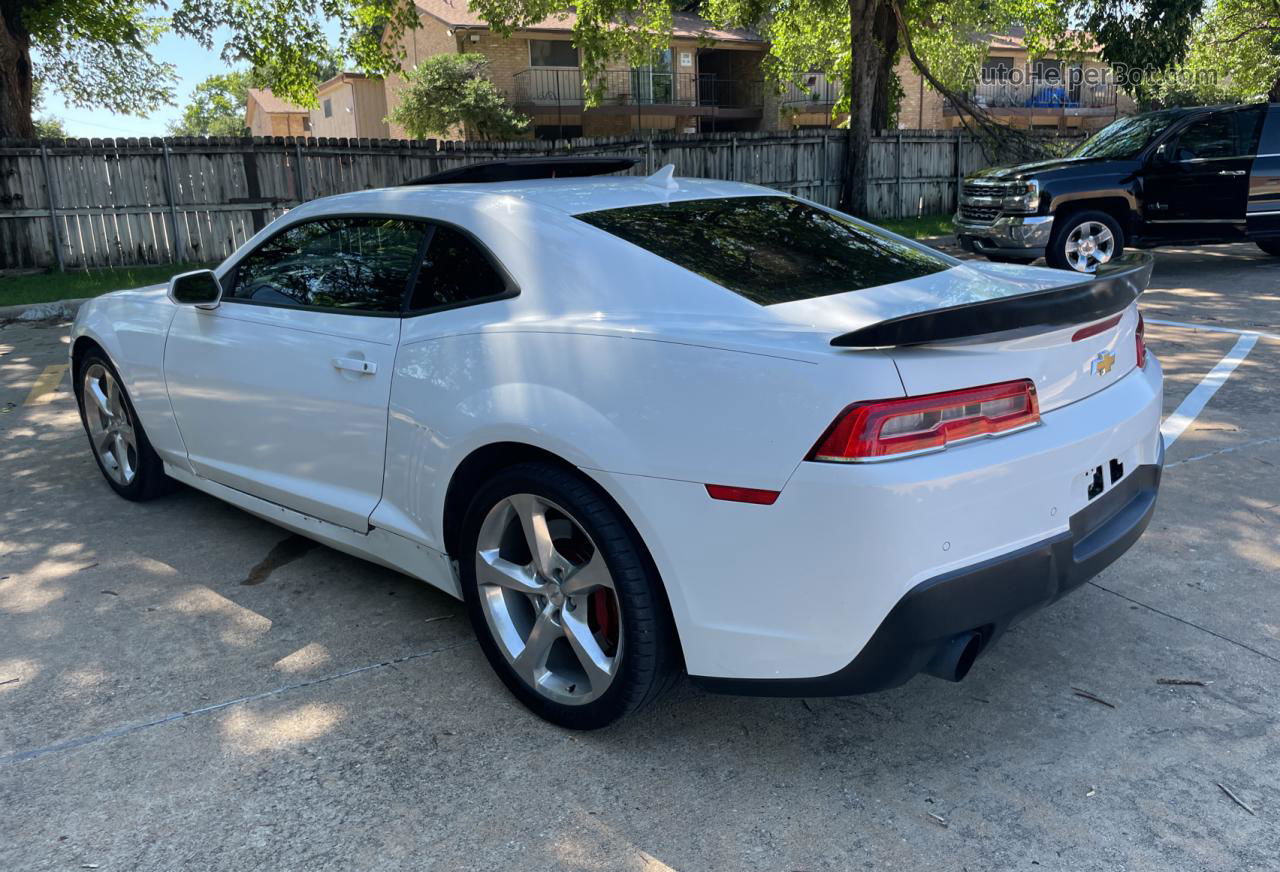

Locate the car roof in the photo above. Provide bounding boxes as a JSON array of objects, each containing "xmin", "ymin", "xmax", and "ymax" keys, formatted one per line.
[{"xmin": 387, "ymin": 174, "xmax": 777, "ymax": 216}]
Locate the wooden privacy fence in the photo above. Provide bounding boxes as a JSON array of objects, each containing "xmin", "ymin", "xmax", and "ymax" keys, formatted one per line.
[{"xmin": 0, "ymin": 129, "xmax": 1083, "ymax": 271}]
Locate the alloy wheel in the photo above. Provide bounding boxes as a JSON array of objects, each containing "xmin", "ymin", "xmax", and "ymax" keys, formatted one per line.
[
  {"xmin": 1064, "ymin": 220, "xmax": 1115, "ymax": 273},
  {"xmin": 81, "ymin": 363, "xmax": 138, "ymax": 486},
  {"xmin": 474, "ymin": 493, "xmax": 622, "ymax": 706}
]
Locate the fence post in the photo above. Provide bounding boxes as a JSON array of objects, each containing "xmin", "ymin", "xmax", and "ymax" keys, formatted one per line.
[
  {"xmin": 161, "ymin": 141, "xmax": 184, "ymax": 263},
  {"xmin": 822, "ymin": 134, "xmax": 831, "ymax": 207},
  {"xmin": 896, "ymin": 132, "xmax": 905, "ymax": 219},
  {"xmin": 295, "ymin": 142, "xmax": 309, "ymax": 202},
  {"xmin": 954, "ymin": 131, "xmax": 964, "ymax": 211},
  {"xmin": 731, "ymin": 136, "xmax": 738, "ymax": 181},
  {"xmin": 38, "ymin": 142, "xmax": 66, "ymax": 272}
]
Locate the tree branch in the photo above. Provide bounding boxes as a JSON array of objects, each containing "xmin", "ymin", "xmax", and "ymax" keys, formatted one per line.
[{"xmin": 888, "ymin": 0, "xmax": 1047, "ymax": 164}]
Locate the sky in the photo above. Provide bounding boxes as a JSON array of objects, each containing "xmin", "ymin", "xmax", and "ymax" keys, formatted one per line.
[{"xmin": 39, "ymin": 17, "xmax": 341, "ymax": 139}]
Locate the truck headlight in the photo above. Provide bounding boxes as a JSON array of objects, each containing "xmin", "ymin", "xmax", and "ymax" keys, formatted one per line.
[{"xmin": 1002, "ymin": 179, "xmax": 1040, "ymax": 213}]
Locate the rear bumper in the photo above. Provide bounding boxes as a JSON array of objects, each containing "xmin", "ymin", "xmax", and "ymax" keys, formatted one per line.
[
  {"xmin": 955, "ymin": 214, "xmax": 1054, "ymax": 258},
  {"xmin": 588, "ymin": 357, "xmax": 1164, "ymax": 685},
  {"xmin": 693, "ymin": 447, "xmax": 1162, "ymax": 697}
]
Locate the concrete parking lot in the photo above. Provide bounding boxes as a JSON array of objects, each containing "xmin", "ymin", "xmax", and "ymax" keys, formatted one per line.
[{"xmin": 2, "ymin": 243, "xmax": 1278, "ymax": 871}]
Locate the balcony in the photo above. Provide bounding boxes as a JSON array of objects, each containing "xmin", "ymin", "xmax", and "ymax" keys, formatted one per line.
[
  {"xmin": 780, "ymin": 74, "xmax": 841, "ymax": 109},
  {"xmin": 947, "ymin": 78, "xmax": 1120, "ymax": 118},
  {"xmin": 510, "ymin": 68, "xmax": 764, "ymax": 118}
]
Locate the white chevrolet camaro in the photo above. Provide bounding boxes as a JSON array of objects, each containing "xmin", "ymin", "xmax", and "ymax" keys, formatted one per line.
[{"xmin": 70, "ymin": 159, "xmax": 1164, "ymax": 729}]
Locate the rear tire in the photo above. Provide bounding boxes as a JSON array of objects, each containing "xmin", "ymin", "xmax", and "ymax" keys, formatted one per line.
[
  {"xmin": 1046, "ymin": 210, "xmax": 1124, "ymax": 273},
  {"xmin": 458, "ymin": 461, "xmax": 679, "ymax": 729},
  {"xmin": 1256, "ymin": 239, "xmax": 1280, "ymax": 256},
  {"xmin": 74, "ymin": 349, "xmax": 169, "ymax": 501}
]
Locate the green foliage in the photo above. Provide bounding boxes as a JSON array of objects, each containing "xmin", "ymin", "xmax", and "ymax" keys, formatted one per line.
[
  {"xmin": 167, "ymin": 71, "xmax": 261, "ymax": 137},
  {"xmin": 1146, "ymin": 0, "xmax": 1280, "ymax": 106},
  {"xmin": 20, "ymin": 0, "xmax": 177, "ymax": 116},
  {"xmin": 387, "ymin": 54, "xmax": 531, "ymax": 140},
  {"xmin": 169, "ymin": 0, "xmax": 420, "ymax": 109},
  {"xmin": 33, "ymin": 116, "xmax": 68, "ymax": 139},
  {"xmin": 1057, "ymin": 0, "xmax": 1205, "ymax": 104}
]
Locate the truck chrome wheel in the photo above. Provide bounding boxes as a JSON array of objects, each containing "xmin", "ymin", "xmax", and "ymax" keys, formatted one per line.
[
  {"xmin": 1064, "ymin": 221, "xmax": 1115, "ymax": 272},
  {"xmin": 474, "ymin": 493, "xmax": 622, "ymax": 706},
  {"xmin": 81, "ymin": 363, "xmax": 138, "ymax": 486}
]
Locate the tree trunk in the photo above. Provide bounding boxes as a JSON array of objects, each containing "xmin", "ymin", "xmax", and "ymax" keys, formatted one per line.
[
  {"xmin": 0, "ymin": 4, "xmax": 35, "ymax": 140},
  {"xmin": 869, "ymin": 0, "xmax": 899, "ymax": 131},
  {"xmin": 842, "ymin": 0, "xmax": 886, "ymax": 216}
]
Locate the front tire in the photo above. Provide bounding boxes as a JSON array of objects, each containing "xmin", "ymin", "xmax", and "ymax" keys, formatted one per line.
[
  {"xmin": 75, "ymin": 350, "xmax": 169, "ymax": 501},
  {"xmin": 1046, "ymin": 210, "xmax": 1124, "ymax": 273},
  {"xmin": 458, "ymin": 462, "xmax": 679, "ymax": 729},
  {"xmin": 1256, "ymin": 239, "xmax": 1280, "ymax": 256}
]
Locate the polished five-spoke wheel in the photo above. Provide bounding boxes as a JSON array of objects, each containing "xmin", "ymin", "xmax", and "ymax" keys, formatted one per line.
[
  {"xmin": 82, "ymin": 363, "xmax": 139, "ymax": 486},
  {"xmin": 75, "ymin": 350, "xmax": 168, "ymax": 501},
  {"xmin": 475, "ymin": 493, "xmax": 622, "ymax": 705},
  {"xmin": 460, "ymin": 462, "xmax": 678, "ymax": 729}
]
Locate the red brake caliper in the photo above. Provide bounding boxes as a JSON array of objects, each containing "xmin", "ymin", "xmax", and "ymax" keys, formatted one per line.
[{"xmin": 589, "ymin": 589, "xmax": 619, "ymax": 656}]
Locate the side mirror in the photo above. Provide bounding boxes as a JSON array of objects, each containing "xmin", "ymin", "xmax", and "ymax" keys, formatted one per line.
[{"xmin": 168, "ymin": 269, "xmax": 222, "ymax": 310}]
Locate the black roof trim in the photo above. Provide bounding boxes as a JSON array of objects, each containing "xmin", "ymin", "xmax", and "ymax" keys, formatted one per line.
[
  {"xmin": 831, "ymin": 252, "xmax": 1154, "ymax": 348},
  {"xmin": 404, "ymin": 157, "xmax": 641, "ymax": 186}
]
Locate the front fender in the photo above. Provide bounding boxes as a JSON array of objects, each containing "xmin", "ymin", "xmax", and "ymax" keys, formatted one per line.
[{"xmin": 70, "ymin": 290, "xmax": 189, "ymax": 470}]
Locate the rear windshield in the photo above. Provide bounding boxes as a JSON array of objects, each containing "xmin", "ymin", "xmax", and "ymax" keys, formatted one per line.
[{"xmin": 576, "ymin": 196, "xmax": 952, "ymax": 305}]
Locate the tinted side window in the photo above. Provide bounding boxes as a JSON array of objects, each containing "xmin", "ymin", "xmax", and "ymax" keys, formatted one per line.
[
  {"xmin": 576, "ymin": 196, "xmax": 952, "ymax": 306},
  {"xmin": 229, "ymin": 217, "xmax": 426, "ymax": 314},
  {"xmin": 407, "ymin": 226, "xmax": 509, "ymax": 312},
  {"xmin": 1174, "ymin": 113, "xmax": 1242, "ymax": 161},
  {"xmin": 1233, "ymin": 106, "xmax": 1266, "ymax": 156}
]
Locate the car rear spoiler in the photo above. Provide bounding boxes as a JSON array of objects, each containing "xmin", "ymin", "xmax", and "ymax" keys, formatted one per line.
[{"xmin": 831, "ymin": 252, "xmax": 1154, "ymax": 348}]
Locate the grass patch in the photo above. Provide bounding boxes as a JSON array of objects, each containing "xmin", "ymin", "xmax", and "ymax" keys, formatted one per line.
[
  {"xmin": 876, "ymin": 213, "xmax": 954, "ymax": 240},
  {"xmin": 0, "ymin": 263, "xmax": 211, "ymax": 308}
]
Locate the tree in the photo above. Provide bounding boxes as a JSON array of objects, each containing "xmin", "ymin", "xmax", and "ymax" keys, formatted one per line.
[
  {"xmin": 0, "ymin": 1, "xmax": 417, "ymax": 140},
  {"xmin": 1, "ymin": 1, "xmax": 176, "ymax": 139},
  {"xmin": 1146, "ymin": 0, "xmax": 1280, "ymax": 106},
  {"xmin": 167, "ymin": 71, "xmax": 258, "ymax": 137},
  {"xmin": 33, "ymin": 116, "xmax": 66, "ymax": 138},
  {"xmin": 166, "ymin": 60, "xmax": 340, "ymax": 137},
  {"xmin": 387, "ymin": 53, "xmax": 531, "ymax": 140}
]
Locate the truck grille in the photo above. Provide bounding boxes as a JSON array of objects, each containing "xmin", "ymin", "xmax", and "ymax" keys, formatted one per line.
[
  {"xmin": 959, "ymin": 203, "xmax": 1002, "ymax": 223},
  {"xmin": 963, "ymin": 182, "xmax": 1007, "ymax": 199}
]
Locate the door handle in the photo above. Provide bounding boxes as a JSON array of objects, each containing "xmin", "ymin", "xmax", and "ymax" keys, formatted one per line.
[
  {"xmin": 1217, "ymin": 169, "xmax": 1246, "ymax": 176},
  {"xmin": 332, "ymin": 357, "xmax": 377, "ymax": 375}
]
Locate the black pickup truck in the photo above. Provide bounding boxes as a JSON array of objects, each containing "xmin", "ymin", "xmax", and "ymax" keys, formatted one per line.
[{"xmin": 954, "ymin": 103, "xmax": 1280, "ymax": 272}]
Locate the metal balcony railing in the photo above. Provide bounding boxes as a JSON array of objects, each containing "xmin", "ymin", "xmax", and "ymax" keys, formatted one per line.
[
  {"xmin": 779, "ymin": 75, "xmax": 842, "ymax": 106},
  {"xmin": 511, "ymin": 68, "xmax": 764, "ymax": 110},
  {"xmin": 966, "ymin": 78, "xmax": 1119, "ymax": 110}
]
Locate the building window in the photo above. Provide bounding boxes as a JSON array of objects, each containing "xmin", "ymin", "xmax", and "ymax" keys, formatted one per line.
[
  {"xmin": 323, "ymin": 98, "xmax": 333, "ymax": 118},
  {"xmin": 529, "ymin": 39, "xmax": 578, "ymax": 67}
]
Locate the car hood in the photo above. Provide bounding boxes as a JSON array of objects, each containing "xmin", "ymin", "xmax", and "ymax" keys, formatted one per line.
[{"xmin": 969, "ymin": 156, "xmax": 1138, "ymax": 183}]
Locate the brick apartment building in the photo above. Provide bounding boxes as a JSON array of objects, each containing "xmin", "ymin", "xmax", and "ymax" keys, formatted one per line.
[
  {"xmin": 896, "ymin": 30, "xmax": 1137, "ymax": 132},
  {"xmin": 383, "ymin": 0, "xmax": 845, "ymax": 139}
]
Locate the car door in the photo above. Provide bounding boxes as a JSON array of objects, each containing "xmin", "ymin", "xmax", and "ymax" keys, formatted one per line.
[
  {"xmin": 164, "ymin": 215, "xmax": 428, "ymax": 532},
  {"xmin": 1143, "ymin": 107, "xmax": 1262, "ymax": 240}
]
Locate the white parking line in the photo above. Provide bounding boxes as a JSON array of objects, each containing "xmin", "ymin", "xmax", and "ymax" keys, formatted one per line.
[{"xmin": 1160, "ymin": 333, "xmax": 1259, "ymax": 449}]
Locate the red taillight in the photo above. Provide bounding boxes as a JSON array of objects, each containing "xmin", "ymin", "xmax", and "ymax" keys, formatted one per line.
[
  {"xmin": 1136, "ymin": 310, "xmax": 1147, "ymax": 368},
  {"xmin": 808, "ymin": 379, "xmax": 1040, "ymax": 462},
  {"xmin": 705, "ymin": 484, "xmax": 780, "ymax": 505}
]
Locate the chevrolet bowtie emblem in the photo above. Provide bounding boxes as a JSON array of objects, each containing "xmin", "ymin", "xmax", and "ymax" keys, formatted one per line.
[{"xmin": 1091, "ymin": 350, "xmax": 1116, "ymax": 376}]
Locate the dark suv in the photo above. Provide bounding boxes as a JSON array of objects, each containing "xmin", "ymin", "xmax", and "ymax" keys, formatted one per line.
[{"xmin": 954, "ymin": 103, "xmax": 1280, "ymax": 272}]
